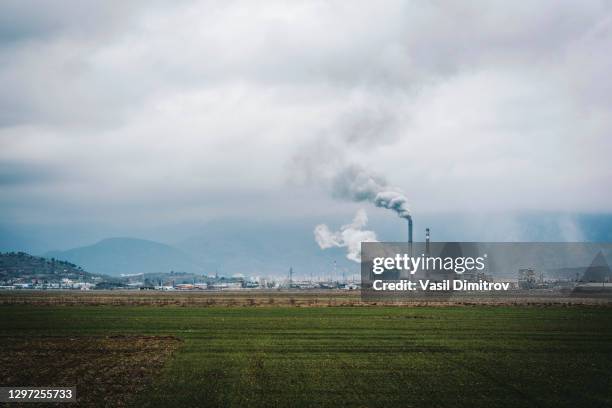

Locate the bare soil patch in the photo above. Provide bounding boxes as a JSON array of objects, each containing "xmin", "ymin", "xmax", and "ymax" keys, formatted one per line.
[{"xmin": 0, "ymin": 335, "xmax": 181, "ymax": 406}]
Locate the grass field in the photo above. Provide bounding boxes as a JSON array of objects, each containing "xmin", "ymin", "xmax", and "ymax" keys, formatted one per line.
[{"xmin": 1, "ymin": 305, "xmax": 612, "ymax": 407}]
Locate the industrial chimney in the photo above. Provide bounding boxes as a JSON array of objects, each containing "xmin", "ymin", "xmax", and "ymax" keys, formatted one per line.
[{"xmin": 407, "ymin": 215, "xmax": 413, "ymax": 257}]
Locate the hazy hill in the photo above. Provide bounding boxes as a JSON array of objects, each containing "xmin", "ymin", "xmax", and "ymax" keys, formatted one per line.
[
  {"xmin": 42, "ymin": 227, "xmax": 356, "ymax": 279},
  {"xmin": 46, "ymin": 238, "xmax": 206, "ymax": 276},
  {"xmin": 176, "ymin": 220, "xmax": 357, "ymax": 278},
  {"xmin": 0, "ymin": 251, "xmax": 90, "ymax": 281}
]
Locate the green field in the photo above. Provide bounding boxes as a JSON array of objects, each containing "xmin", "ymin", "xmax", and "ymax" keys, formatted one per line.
[{"xmin": 1, "ymin": 305, "xmax": 611, "ymax": 407}]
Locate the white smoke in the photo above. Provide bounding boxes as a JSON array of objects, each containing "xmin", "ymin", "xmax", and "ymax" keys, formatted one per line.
[
  {"xmin": 332, "ymin": 165, "xmax": 411, "ymax": 219},
  {"xmin": 314, "ymin": 209, "xmax": 378, "ymax": 262}
]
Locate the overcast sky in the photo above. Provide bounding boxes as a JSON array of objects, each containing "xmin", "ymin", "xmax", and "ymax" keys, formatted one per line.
[{"xmin": 1, "ymin": 0, "xmax": 611, "ymax": 231}]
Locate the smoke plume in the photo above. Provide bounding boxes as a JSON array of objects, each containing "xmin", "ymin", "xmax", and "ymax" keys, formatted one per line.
[
  {"xmin": 314, "ymin": 209, "xmax": 377, "ymax": 262},
  {"xmin": 332, "ymin": 165, "xmax": 411, "ymax": 219}
]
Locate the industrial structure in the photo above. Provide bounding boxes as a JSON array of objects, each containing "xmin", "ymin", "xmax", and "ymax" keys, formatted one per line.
[{"xmin": 407, "ymin": 215, "xmax": 413, "ymax": 257}]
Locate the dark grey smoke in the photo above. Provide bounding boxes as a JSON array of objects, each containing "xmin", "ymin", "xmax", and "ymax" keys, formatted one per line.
[{"xmin": 332, "ymin": 165, "xmax": 411, "ymax": 219}]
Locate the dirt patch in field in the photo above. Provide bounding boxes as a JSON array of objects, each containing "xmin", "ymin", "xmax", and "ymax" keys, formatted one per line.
[{"xmin": 0, "ymin": 335, "xmax": 182, "ymax": 406}]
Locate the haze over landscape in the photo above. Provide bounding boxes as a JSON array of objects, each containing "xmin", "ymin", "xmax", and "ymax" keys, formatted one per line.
[{"xmin": 1, "ymin": 1, "xmax": 612, "ymax": 276}]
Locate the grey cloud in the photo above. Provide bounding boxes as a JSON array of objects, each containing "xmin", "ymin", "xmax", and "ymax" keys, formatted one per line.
[
  {"xmin": 0, "ymin": 162, "xmax": 56, "ymax": 186},
  {"xmin": 2, "ymin": 1, "xmax": 608, "ymax": 128},
  {"xmin": 0, "ymin": 0, "xmax": 158, "ymax": 44},
  {"xmin": 0, "ymin": 0, "xmax": 611, "ymax": 229}
]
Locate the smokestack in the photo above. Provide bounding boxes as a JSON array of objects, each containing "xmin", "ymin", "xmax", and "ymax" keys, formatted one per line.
[
  {"xmin": 407, "ymin": 215, "xmax": 413, "ymax": 257},
  {"xmin": 425, "ymin": 227, "xmax": 430, "ymax": 256}
]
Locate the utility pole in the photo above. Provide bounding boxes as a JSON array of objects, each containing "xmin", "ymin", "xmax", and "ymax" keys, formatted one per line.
[{"xmin": 332, "ymin": 260, "xmax": 337, "ymax": 283}]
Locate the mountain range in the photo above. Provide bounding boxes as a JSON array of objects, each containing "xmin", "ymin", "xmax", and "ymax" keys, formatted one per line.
[
  {"xmin": 44, "ymin": 221, "xmax": 355, "ymax": 277},
  {"xmin": 3, "ymin": 213, "xmax": 611, "ymax": 277},
  {"xmin": 45, "ymin": 238, "xmax": 207, "ymax": 277}
]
